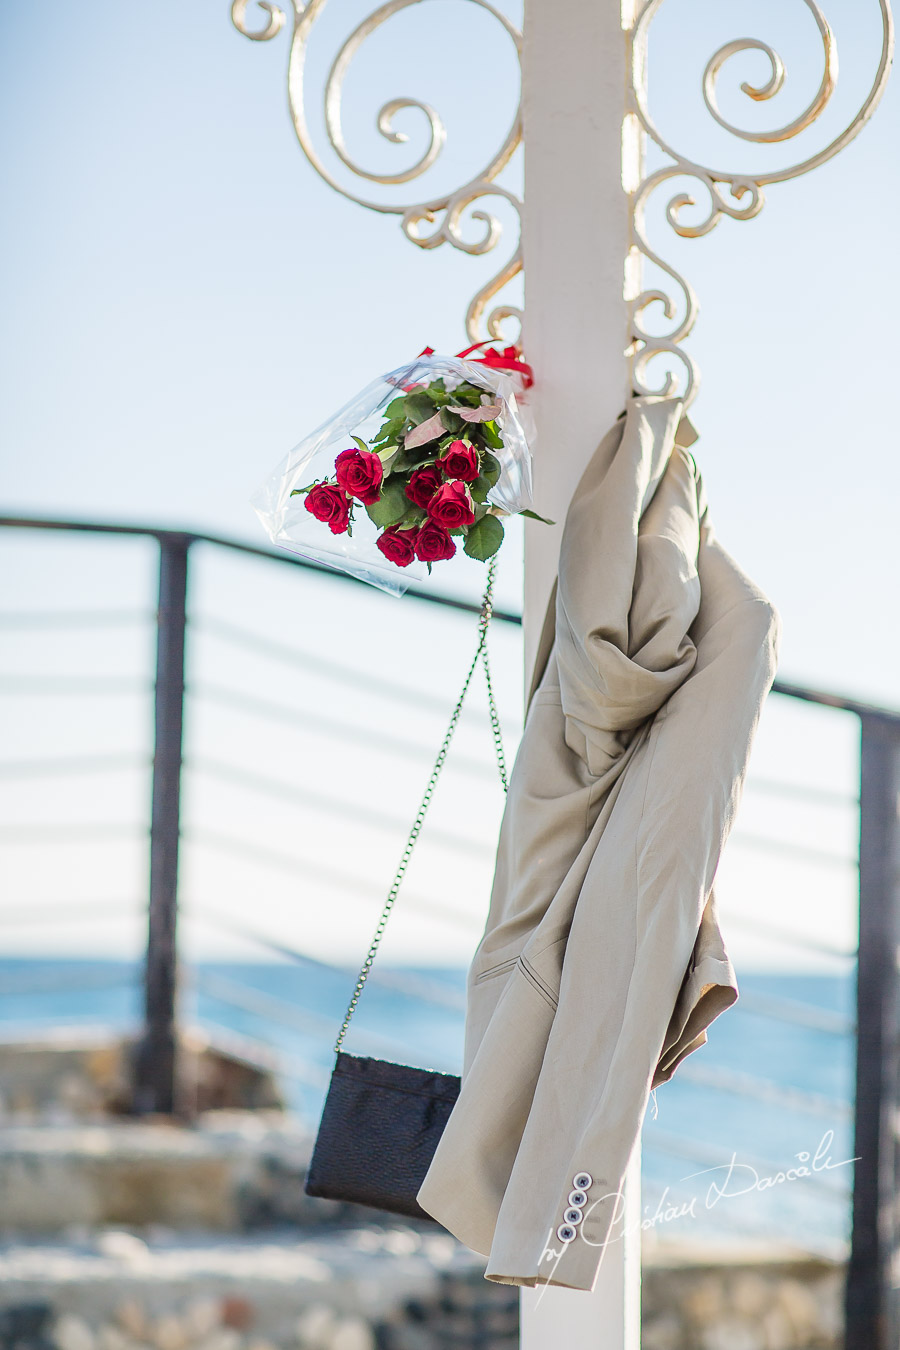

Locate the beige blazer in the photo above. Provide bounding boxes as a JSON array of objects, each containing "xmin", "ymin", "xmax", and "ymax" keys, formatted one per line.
[{"xmin": 416, "ymin": 394, "xmax": 781, "ymax": 1292}]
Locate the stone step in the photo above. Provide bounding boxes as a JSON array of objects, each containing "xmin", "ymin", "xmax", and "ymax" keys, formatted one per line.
[
  {"xmin": 0, "ymin": 1115, "xmax": 353, "ymax": 1235},
  {"xmin": 0, "ymin": 1028, "xmax": 285, "ymax": 1122}
]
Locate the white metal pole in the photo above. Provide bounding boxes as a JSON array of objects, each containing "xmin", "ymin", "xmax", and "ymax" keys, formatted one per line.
[
  {"xmin": 520, "ymin": 1144, "xmax": 641, "ymax": 1348},
  {"xmin": 521, "ymin": 2, "xmax": 642, "ymax": 1344}
]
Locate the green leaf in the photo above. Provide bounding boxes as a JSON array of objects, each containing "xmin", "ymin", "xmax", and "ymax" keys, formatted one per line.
[
  {"xmin": 350, "ymin": 434, "xmax": 370, "ymax": 454},
  {"xmin": 424, "ymin": 380, "xmax": 451, "ymax": 406},
  {"xmin": 404, "ymin": 390, "xmax": 436, "ymax": 425},
  {"xmin": 519, "ymin": 508, "xmax": 556, "ymax": 525},
  {"xmin": 480, "ymin": 451, "xmax": 502, "ymax": 487},
  {"xmin": 470, "ymin": 475, "xmax": 492, "ymax": 504},
  {"xmin": 388, "ymin": 446, "xmax": 435, "ymax": 474},
  {"xmin": 464, "ymin": 513, "xmax": 504, "ymax": 561},
  {"xmin": 381, "ymin": 448, "xmax": 412, "ymax": 474},
  {"xmin": 385, "ymin": 396, "xmax": 408, "ymax": 418},
  {"xmin": 407, "ymin": 445, "xmax": 440, "ymax": 466},
  {"xmin": 481, "ymin": 420, "xmax": 504, "ymax": 450},
  {"xmin": 451, "ymin": 382, "xmax": 483, "ymax": 407},
  {"xmin": 398, "ymin": 503, "xmax": 426, "ymax": 528},
  {"xmin": 373, "ymin": 417, "xmax": 406, "ymax": 445},
  {"xmin": 365, "ymin": 480, "xmax": 410, "ymax": 528},
  {"xmin": 377, "ymin": 449, "xmax": 401, "ymax": 476},
  {"xmin": 438, "ymin": 407, "xmax": 464, "ymax": 434}
]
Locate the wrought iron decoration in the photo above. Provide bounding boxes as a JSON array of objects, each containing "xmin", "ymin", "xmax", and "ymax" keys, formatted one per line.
[
  {"xmin": 231, "ymin": 0, "xmax": 522, "ymax": 347},
  {"xmin": 628, "ymin": 0, "xmax": 894, "ymax": 404},
  {"xmin": 232, "ymin": 0, "xmax": 893, "ymax": 405}
]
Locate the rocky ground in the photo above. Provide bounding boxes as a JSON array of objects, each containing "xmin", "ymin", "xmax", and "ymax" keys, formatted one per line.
[
  {"xmin": 0, "ymin": 1040, "xmax": 846, "ymax": 1350},
  {"xmin": 0, "ymin": 1224, "xmax": 844, "ymax": 1350},
  {"xmin": 0, "ymin": 1223, "xmax": 515, "ymax": 1350}
]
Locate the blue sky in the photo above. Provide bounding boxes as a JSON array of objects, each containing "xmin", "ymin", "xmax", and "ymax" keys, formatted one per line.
[{"xmin": 0, "ymin": 0, "xmax": 895, "ymax": 969}]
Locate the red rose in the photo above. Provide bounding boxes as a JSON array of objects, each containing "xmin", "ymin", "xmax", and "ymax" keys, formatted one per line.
[
  {"xmin": 334, "ymin": 447, "xmax": 384, "ymax": 504},
  {"xmin": 304, "ymin": 483, "xmax": 350, "ymax": 535},
  {"xmin": 439, "ymin": 440, "xmax": 479, "ymax": 483},
  {"xmin": 376, "ymin": 527, "xmax": 417, "ymax": 568},
  {"xmin": 405, "ymin": 463, "xmax": 443, "ymax": 509},
  {"xmin": 415, "ymin": 519, "xmax": 456, "ymax": 563},
  {"xmin": 428, "ymin": 480, "xmax": 476, "ymax": 529}
]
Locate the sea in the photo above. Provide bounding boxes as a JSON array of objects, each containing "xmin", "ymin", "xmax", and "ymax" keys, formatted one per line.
[{"xmin": 0, "ymin": 960, "xmax": 856, "ymax": 1257}]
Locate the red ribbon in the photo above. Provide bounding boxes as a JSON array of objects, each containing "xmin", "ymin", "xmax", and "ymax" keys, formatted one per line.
[{"xmin": 417, "ymin": 341, "xmax": 533, "ymax": 389}]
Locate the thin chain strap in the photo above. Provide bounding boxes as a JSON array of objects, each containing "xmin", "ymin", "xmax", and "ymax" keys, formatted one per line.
[{"xmin": 334, "ymin": 554, "xmax": 509, "ymax": 1054}]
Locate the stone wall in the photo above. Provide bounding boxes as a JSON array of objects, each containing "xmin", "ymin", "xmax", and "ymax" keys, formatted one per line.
[
  {"xmin": 641, "ymin": 1247, "xmax": 843, "ymax": 1350},
  {"xmin": 0, "ymin": 1112, "xmax": 846, "ymax": 1350},
  {"xmin": 0, "ymin": 1230, "xmax": 846, "ymax": 1350},
  {"xmin": 0, "ymin": 1033, "xmax": 283, "ymax": 1122}
]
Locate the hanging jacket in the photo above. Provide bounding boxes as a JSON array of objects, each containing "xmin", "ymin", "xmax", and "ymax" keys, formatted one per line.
[{"xmin": 415, "ymin": 393, "xmax": 781, "ymax": 1292}]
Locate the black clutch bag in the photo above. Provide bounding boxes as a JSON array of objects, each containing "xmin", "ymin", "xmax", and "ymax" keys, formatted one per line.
[
  {"xmin": 304, "ymin": 561, "xmax": 507, "ymax": 1222},
  {"xmin": 305, "ymin": 1053, "xmax": 461, "ymax": 1219}
]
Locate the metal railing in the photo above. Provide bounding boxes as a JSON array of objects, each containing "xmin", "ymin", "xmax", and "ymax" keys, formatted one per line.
[{"xmin": 0, "ymin": 513, "xmax": 897, "ymax": 1347}]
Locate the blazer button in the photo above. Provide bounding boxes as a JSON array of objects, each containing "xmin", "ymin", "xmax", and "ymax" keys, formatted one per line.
[
  {"xmin": 556, "ymin": 1223, "xmax": 577, "ymax": 1243},
  {"xmin": 573, "ymin": 1172, "xmax": 593, "ymax": 1191},
  {"xmin": 563, "ymin": 1206, "xmax": 583, "ymax": 1225},
  {"xmin": 568, "ymin": 1189, "xmax": 588, "ymax": 1208}
]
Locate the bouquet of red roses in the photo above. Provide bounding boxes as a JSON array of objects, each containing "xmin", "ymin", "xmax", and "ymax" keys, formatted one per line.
[
  {"xmin": 252, "ymin": 350, "xmax": 545, "ymax": 594},
  {"xmin": 295, "ymin": 373, "xmax": 549, "ymax": 572}
]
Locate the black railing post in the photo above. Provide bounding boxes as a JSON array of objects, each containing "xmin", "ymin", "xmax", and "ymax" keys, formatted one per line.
[
  {"xmin": 846, "ymin": 714, "xmax": 900, "ymax": 1349},
  {"xmin": 132, "ymin": 534, "xmax": 190, "ymax": 1115}
]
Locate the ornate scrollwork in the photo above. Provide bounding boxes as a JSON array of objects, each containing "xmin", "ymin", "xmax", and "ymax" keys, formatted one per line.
[
  {"xmin": 231, "ymin": 0, "xmax": 522, "ymax": 345},
  {"xmin": 628, "ymin": 0, "xmax": 894, "ymax": 405},
  {"xmin": 233, "ymin": 0, "xmax": 893, "ymax": 398}
]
